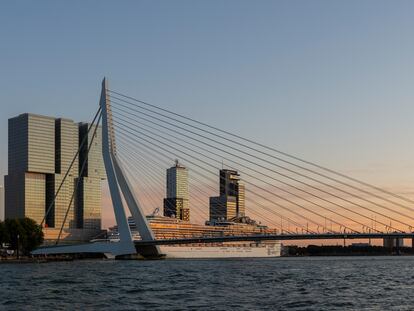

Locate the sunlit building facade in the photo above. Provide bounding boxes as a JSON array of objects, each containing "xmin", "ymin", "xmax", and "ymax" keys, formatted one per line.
[
  {"xmin": 76, "ymin": 123, "xmax": 106, "ymax": 230},
  {"xmin": 163, "ymin": 160, "xmax": 190, "ymax": 221},
  {"xmin": 4, "ymin": 113, "xmax": 105, "ymax": 238},
  {"xmin": 5, "ymin": 114, "xmax": 56, "ymax": 224},
  {"xmin": 46, "ymin": 118, "xmax": 79, "ymax": 228}
]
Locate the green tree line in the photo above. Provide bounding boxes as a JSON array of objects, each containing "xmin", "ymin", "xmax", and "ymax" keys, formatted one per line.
[{"xmin": 0, "ymin": 218, "xmax": 44, "ymax": 255}]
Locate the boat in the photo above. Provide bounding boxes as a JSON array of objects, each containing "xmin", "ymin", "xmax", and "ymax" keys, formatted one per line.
[
  {"xmin": 106, "ymin": 216, "xmax": 282, "ymax": 258},
  {"xmin": 159, "ymin": 243, "xmax": 280, "ymax": 258}
]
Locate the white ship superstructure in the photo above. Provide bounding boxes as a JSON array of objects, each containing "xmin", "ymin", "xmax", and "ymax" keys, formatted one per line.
[{"xmin": 107, "ymin": 216, "xmax": 281, "ymax": 258}]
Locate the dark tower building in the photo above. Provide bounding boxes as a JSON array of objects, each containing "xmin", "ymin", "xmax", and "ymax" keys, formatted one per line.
[{"xmin": 209, "ymin": 169, "xmax": 245, "ymax": 222}]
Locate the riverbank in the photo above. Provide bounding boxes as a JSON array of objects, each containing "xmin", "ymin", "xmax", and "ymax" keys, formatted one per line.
[
  {"xmin": 0, "ymin": 256, "xmax": 74, "ymax": 264},
  {"xmin": 283, "ymin": 245, "xmax": 414, "ymax": 256}
]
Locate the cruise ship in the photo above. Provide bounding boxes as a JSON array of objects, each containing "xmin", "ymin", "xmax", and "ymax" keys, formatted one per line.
[{"xmin": 107, "ymin": 215, "xmax": 282, "ymax": 258}]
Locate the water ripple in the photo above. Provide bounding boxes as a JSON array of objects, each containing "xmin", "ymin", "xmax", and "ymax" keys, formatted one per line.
[{"xmin": 1, "ymin": 257, "xmax": 414, "ymax": 310}]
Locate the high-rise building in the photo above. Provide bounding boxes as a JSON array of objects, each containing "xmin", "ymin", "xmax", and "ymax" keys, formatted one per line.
[
  {"xmin": 163, "ymin": 160, "xmax": 190, "ymax": 221},
  {"xmin": 4, "ymin": 113, "xmax": 105, "ymax": 239},
  {"xmin": 5, "ymin": 114, "xmax": 56, "ymax": 224},
  {"xmin": 76, "ymin": 122, "xmax": 106, "ymax": 230},
  {"xmin": 0, "ymin": 185, "xmax": 4, "ymax": 221},
  {"xmin": 209, "ymin": 169, "xmax": 245, "ymax": 222},
  {"xmin": 46, "ymin": 118, "xmax": 79, "ymax": 228}
]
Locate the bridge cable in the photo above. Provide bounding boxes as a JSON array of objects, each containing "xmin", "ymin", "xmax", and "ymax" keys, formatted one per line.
[
  {"xmin": 108, "ymin": 89, "xmax": 414, "ymax": 207},
  {"xmin": 41, "ymin": 106, "xmax": 102, "ymax": 227},
  {"xmin": 117, "ymin": 137, "xmax": 295, "ymax": 233},
  {"xmin": 115, "ymin": 129, "xmax": 315, "ymax": 233},
  {"xmin": 112, "ymin": 109, "xmax": 397, "ymax": 232},
  {"xmin": 113, "ymin": 122, "xmax": 342, "ymax": 233},
  {"xmin": 56, "ymin": 111, "xmax": 102, "ymax": 244},
  {"xmin": 117, "ymin": 140, "xmax": 285, "ymax": 230},
  {"xmin": 114, "ymin": 116, "xmax": 364, "ymax": 233},
  {"xmin": 110, "ymin": 100, "xmax": 414, "ymax": 218},
  {"xmin": 117, "ymin": 146, "xmax": 209, "ymax": 222}
]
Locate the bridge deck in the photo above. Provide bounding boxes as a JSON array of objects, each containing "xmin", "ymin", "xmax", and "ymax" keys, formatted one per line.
[{"xmin": 134, "ymin": 233, "xmax": 414, "ymax": 246}]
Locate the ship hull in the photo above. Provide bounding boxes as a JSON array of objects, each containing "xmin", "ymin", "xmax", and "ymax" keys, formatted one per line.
[{"xmin": 160, "ymin": 242, "xmax": 281, "ymax": 258}]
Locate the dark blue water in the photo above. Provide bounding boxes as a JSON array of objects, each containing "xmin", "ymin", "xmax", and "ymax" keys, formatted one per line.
[{"xmin": 1, "ymin": 257, "xmax": 414, "ymax": 310}]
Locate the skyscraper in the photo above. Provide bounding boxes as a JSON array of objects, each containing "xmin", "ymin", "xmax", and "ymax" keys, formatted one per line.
[
  {"xmin": 209, "ymin": 169, "xmax": 245, "ymax": 221},
  {"xmin": 4, "ymin": 113, "xmax": 105, "ymax": 240},
  {"xmin": 46, "ymin": 118, "xmax": 79, "ymax": 228},
  {"xmin": 163, "ymin": 160, "xmax": 190, "ymax": 221},
  {"xmin": 76, "ymin": 122, "xmax": 106, "ymax": 230},
  {"xmin": 6, "ymin": 114, "xmax": 57, "ymax": 224}
]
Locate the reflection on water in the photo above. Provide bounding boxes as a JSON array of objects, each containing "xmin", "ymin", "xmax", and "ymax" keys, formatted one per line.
[{"xmin": 1, "ymin": 256, "xmax": 413, "ymax": 310}]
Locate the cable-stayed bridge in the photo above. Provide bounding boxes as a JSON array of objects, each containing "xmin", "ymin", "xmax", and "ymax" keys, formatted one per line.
[{"xmin": 33, "ymin": 78, "xmax": 414, "ymax": 258}]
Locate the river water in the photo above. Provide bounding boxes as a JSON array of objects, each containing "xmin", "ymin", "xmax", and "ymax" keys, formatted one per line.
[{"xmin": 0, "ymin": 256, "xmax": 413, "ymax": 310}]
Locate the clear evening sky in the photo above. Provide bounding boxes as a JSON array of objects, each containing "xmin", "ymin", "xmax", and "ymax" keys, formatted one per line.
[{"xmin": 1, "ymin": 1, "xmax": 414, "ymax": 226}]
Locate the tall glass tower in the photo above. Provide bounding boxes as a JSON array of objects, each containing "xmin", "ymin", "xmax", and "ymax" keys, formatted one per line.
[
  {"xmin": 163, "ymin": 160, "xmax": 190, "ymax": 221},
  {"xmin": 4, "ymin": 113, "xmax": 105, "ymax": 240}
]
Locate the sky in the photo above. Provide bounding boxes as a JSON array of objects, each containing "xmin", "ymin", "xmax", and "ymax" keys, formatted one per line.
[{"xmin": 1, "ymin": 0, "xmax": 414, "ymax": 228}]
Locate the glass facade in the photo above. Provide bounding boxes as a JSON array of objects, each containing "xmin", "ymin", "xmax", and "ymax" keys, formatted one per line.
[
  {"xmin": 77, "ymin": 123, "xmax": 105, "ymax": 229},
  {"xmin": 27, "ymin": 115, "xmax": 56, "ymax": 174},
  {"xmin": 209, "ymin": 196, "xmax": 237, "ymax": 221},
  {"xmin": 209, "ymin": 169, "xmax": 246, "ymax": 221},
  {"xmin": 76, "ymin": 177, "xmax": 101, "ymax": 230},
  {"xmin": 163, "ymin": 161, "xmax": 190, "ymax": 221},
  {"xmin": 4, "ymin": 174, "xmax": 25, "ymax": 220},
  {"xmin": 78, "ymin": 123, "xmax": 105, "ymax": 179},
  {"xmin": 6, "ymin": 114, "xmax": 55, "ymax": 222},
  {"xmin": 5, "ymin": 114, "xmax": 105, "ymax": 239},
  {"xmin": 45, "ymin": 119, "xmax": 79, "ymax": 229},
  {"xmin": 46, "ymin": 174, "xmax": 76, "ymax": 229},
  {"xmin": 24, "ymin": 172, "xmax": 47, "ymax": 224}
]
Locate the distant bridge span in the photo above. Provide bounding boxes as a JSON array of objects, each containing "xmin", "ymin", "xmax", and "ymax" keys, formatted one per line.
[
  {"xmin": 33, "ymin": 233, "xmax": 413, "ymax": 257},
  {"xmin": 134, "ymin": 232, "xmax": 414, "ymax": 246},
  {"xmin": 32, "ymin": 78, "xmax": 414, "ymax": 258}
]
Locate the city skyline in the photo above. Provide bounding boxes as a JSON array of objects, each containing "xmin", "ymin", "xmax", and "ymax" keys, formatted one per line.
[
  {"xmin": 4, "ymin": 112, "xmax": 105, "ymax": 241},
  {"xmin": 2, "ymin": 2, "xmax": 414, "ymax": 310},
  {"xmin": 2, "ymin": 1, "xmax": 414, "ymax": 229}
]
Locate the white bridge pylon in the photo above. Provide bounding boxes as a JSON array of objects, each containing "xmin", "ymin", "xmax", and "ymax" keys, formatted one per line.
[{"xmin": 32, "ymin": 78, "xmax": 160, "ymax": 257}]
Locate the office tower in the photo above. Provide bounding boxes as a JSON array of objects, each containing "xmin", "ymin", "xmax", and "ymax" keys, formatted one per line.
[
  {"xmin": 4, "ymin": 113, "xmax": 105, "ymax": 239},
  {"xmin": 46, "ymin": 118, "xmax": 79, "ymax": 228},
  {"xmin": 0, "ymin": 185, "xmax": 4, "ymax": 221},
  {"xmin": 209, "ymin": 169, "xmax": 245, "ymax": 221},
  {"xmin": 163, "ymin": 160, "xmax": 190, "ymax": 221},
  {"xmin": 5, "ymin": 114, "xmax": 57, "ymax": 224},
  {"xmin": 76, "ymin": 122, "xmax": 106, "ymax": 230}
]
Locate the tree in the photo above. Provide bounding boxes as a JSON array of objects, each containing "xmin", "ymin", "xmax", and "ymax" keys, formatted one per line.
[
  {"xmin": 19, "ymin": 218, "xmax": 44, "ymax": 254},
  {"xmin": 0, "ymin": 221, "xmax": 7, "ymax": 246},
  {"xmin": 3, "ymin": 218, "xmax": 44, "ymax": 255}
]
